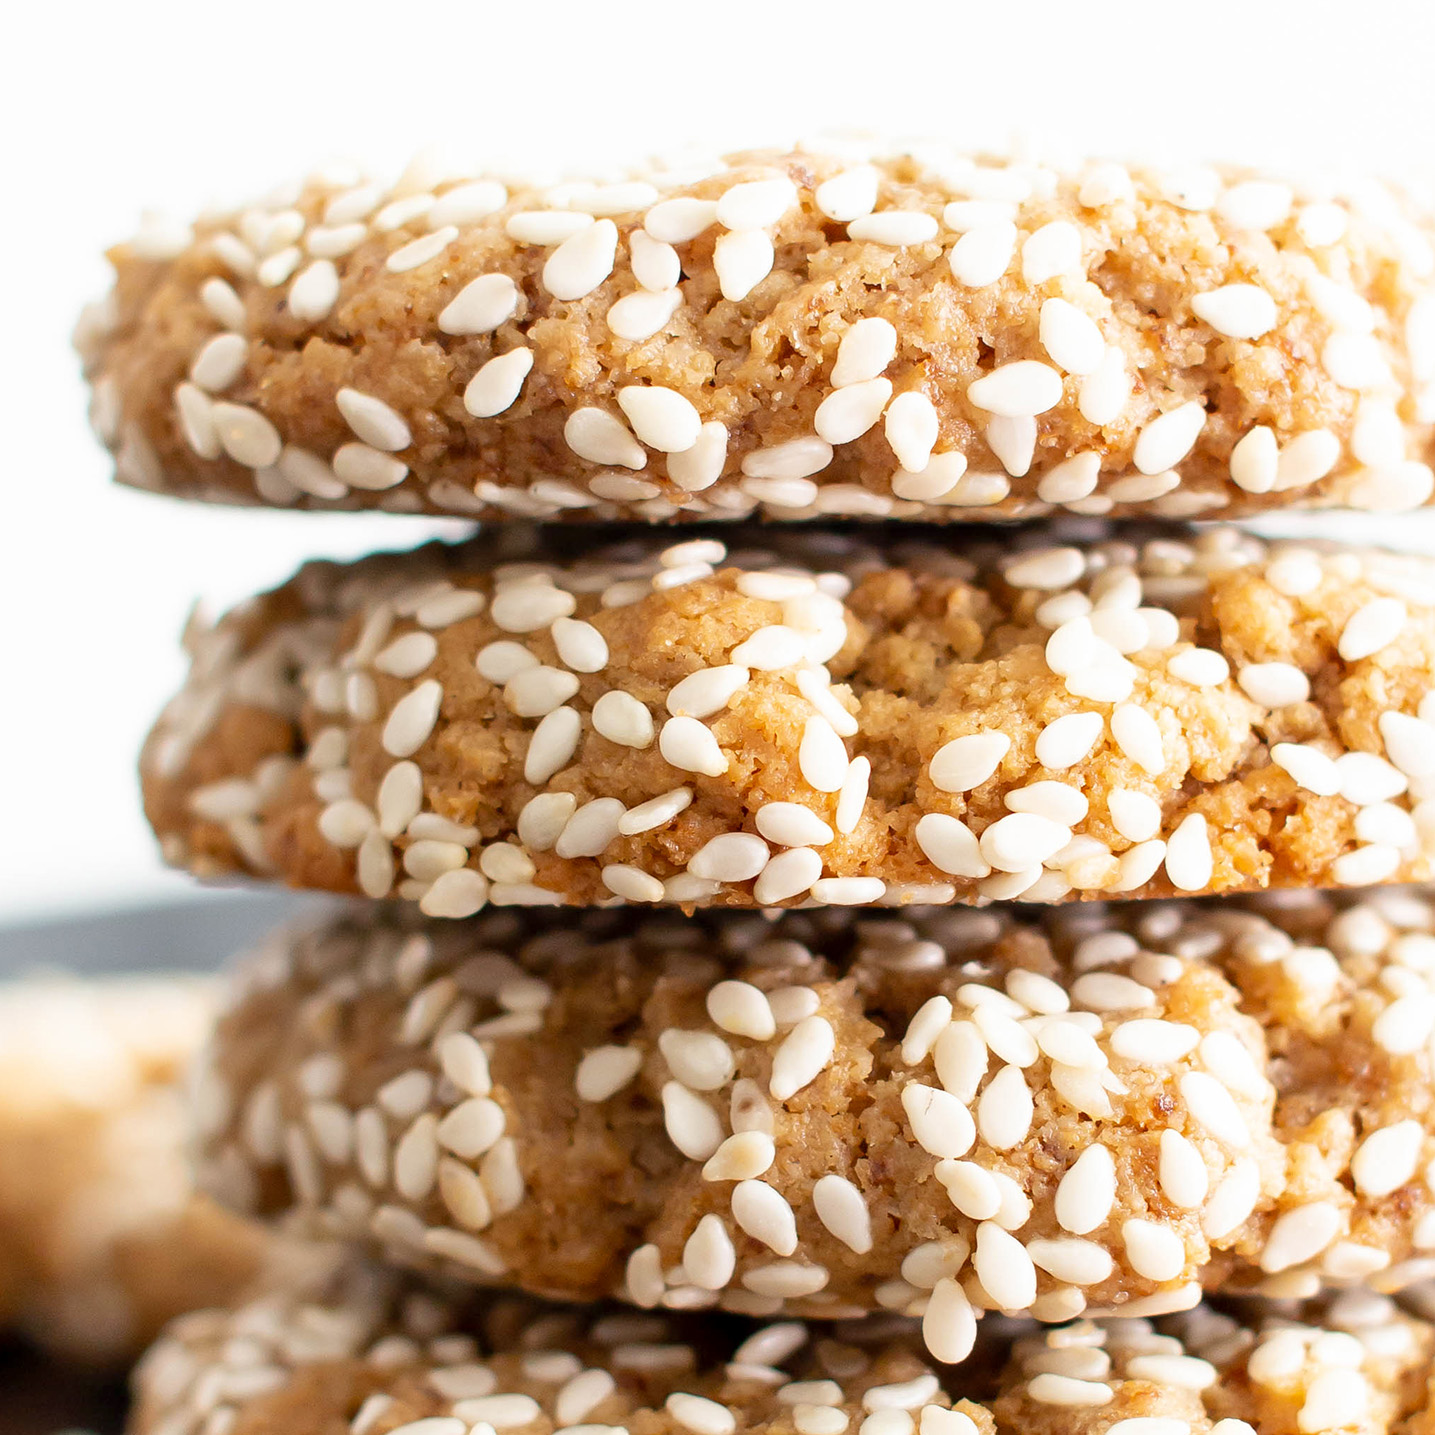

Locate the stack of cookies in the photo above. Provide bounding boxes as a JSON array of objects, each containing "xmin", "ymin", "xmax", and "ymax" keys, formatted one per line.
[{"xmin": 76, "ymin": 144, "xmax": 1435, "ymax": 1435}]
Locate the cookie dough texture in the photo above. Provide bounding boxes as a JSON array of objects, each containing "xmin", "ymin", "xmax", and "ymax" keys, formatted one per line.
[
  {"xmin": 78, "ymin": 145, "xmax": 1435, "ymax": 526},
  {"xmin": 196, "ymin": 889, "xmax": 1435, "ymax": 1364},
  {"xmin": 0, "ymin": 974, "xmax": 272, "ymax": 1364},
  {"xmin": 125, "ymin": 1270, "xmax": 1435, "ymax": 1435},
  {"xmin": 145, "ymin": 523, "xmax": 1435, "ymax": 913}
]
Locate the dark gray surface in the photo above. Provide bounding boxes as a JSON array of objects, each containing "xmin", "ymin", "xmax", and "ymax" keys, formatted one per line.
[{"xmin": 0, "ymin": 892, "xmax": 324, "ymax": 977}]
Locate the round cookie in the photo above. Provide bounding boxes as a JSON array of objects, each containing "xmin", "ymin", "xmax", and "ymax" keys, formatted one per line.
[
  {"xmin": 0, "ymin": 974, "xmax": 275, "ymax": 1365},
  {"xmin": 77, "ymin": 146, "xmax": 1435, "ymax": 527},
  {"xmin": 145, "ymin": 522, "xmax": 1435, "ymax": 912},
  {"xmin": 196, "ymin": 889, "xmax": 1435, "ymax": 1363},
  {"xmin": 126, "ymin": 1271, "xmax": 1435, "ymax": 1435}
]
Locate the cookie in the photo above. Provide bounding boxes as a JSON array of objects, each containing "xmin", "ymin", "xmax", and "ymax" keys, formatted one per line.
[
  {"xmin": 0, "ymin": 974, "xmax": 275, "ymax": 1365},
  {"xmin": 145, "ymin": 523, "xmax": 1435, "ymax": 912},
  {"xmin": 125, "ymin": 1268, "xmax": 1435, "ymax": 1435},
  {"xmin": 195, "ymin": 888, "xmax": 1435, "ymax": 1361},
  {"xmin": 77, "ymin": 145, "xmax": 1435, "ymax": 526}
]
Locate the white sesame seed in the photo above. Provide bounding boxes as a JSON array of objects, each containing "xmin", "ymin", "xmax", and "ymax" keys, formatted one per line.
[
  {"xmin": 575, "ymin": 1044, "xmax": 644, "ymax": 1103},
  {"xmin": 900, "ymin": 1082, "xmax": 975, "ymax": 1159},
  {"xmin": 922, "ymin": 1278, "xmax": 977, "ymax": 1365},
  {"xmin": 1260, "ymin": 1202, "xmax": 1342, "ymax": 1273},
  {"xmin": 717, "ymin": 177, "xmax": 798, "ymax": 230},
  {"xmin": 553, "ymin": 797, "xmax": 625, "ymax": 859},
  {"xmin": 682, "ymin": 1213, "xmax": 737, "ymax": 1290},
  {"xmin": 1323, "ymin": 332, "xmax": 1391, "ymax": 391},
  {"xmin": 617, "ymin": 385, "xmax": 703, "ymax": 453},
  {"xmin": 814, "ymin": 166, "xmax": 879, "ymax": 221},
  {"xmin": 439, "ymin": 273, "xmax": 519, "ymax": 335},
  {"xmin": 770, "ymin": 1016, "xmax": 835, "ymax": 1100},
  {"xmin": 1179, "ymin": 1071, "xmax": 1250, "ymax": 1149},
  {"xmin": 506, "ymin": 664, "xmax": 581, "ymax": 716},
  {"xmin": 662, "ymin": 667, "xmax": 748, "ymax": 722},
  {"xmin": 1055, "ymin": 1144, "xmax": 1115, "ymax": 1234},
  {"xmin": 1110, "ymin": 704, "xmax": 1164, "ymax": 774},
  {"xmin": 1191, "ymin": 284, "xmax": 1278, "ymax": 340},
  {"xmin": 688, "ymin": 832, "xmax": 770, "ymax": 883},
  {"xmin": 1333, "ymin": 843, "xmax": 1402, "ymax": 886},
  {"xmin": 591, "ymin": 691, "xmax": 654, "ymax": 748},
  {"xmin": 834, "ymin": 756, "xmax": 870, "ymax": 836},
  {"xmin": 979, "ymin": 813, "xmax": 1071, "ymax": 872},
  {"xmin": 1270, "ymin": 742, "xmax": 1341, "ymax": 796},
  {"xmin": 174, "ymin": 382, "xmax": 219, "ymax": 458},
  {"xmin": 1156, "ymin": 1129, "xmax": 1209, "ymax": 1209},
  {"xmin": 375, "ymin": 631, "xmax": 438, "ymax": 678},
  {"xmin": 336, "ymin": 388, "xmax": 410, "ymax": 451},
  {"xmin": 832, "ymin": 318, "xmax": 898, "ymax": 387},
  {"xmin": 1352, "ymin": 1120, "xmax": 1423, "ymax": 1196},
  {"xmin": 731, "ymin": 626, "xmax": 806, "ymax": 670},
  {"xmin": 1276, "ymin": 429, "xmax": 1341, "ymax": 488},
  {"xmin": 977, "ymin": 1064, "xmax": 1033, "ymax": 1149},
  {"xmin": 753, "ymin": 848, "xmax": 826, "ymax": 905},
  {"xmin": 200, "ymin": 276, "xmax": 247, "ymax": 330},
  {"xmin": 812, "ymin": 876, "xmax": 887, "ymax": 904},
  {"xmin": 387, "ymin": 227, "xmax": 457, "ymax": 273},
  {"xmin": 190, "ymin": 332, "xmax": 248, "ymax": 392},
  {"xmin": 1021, "ymin": 221, "xmax": 1081, "ymax": 283},
  {"xmin": 883, "ymin": 392, "xmax": 939, "ymax": 473},
  {"xmin": 357, "ymin": 829, "xmax": 395, "ymax": 897},
  {"xmin": 814, "ymin": 378, "xmax": 893, "ymax": 444},
  {"xmin": 1035, "ymin": 451, "xmax": 1100, "ymax": 504},
  {"xmin": 703, "ymin": 1130, "xmax": 776, "ymax": 1182},
  {"xmin": 754, "ymin": 803, "xmax": 834, "ymax": 849},
  {"xmin": 564, "ymin": 407, "xmax": 647, "ymax": 468},
  {"xmin": 714, "ymin": 230, "xmax": 775, "ymax": 301},
  {"xmin": 1026, "ymin": 1375, "xmax": 1113, "ymax": 1409},
  {"xmin": 333, "ymin": 443, "xmax": 408, "ymax": 490},
  {"xmin": 731, "ymin": 1179, "xmax": 798, "ymax": 1255},
  {"xmin": 967, "ymin": 361, "xmax": 1063, "ymax": 418},
  {"xmin": 524, "ymin": 707, "xmax": 582, "ymax": 784},
  {"xmin": 662, "ymin": 1081, "xmax": 723, "ymax": 1160},
  {"xmin": 318, "ymin": 798, "xmax": 375, "ymax": 847},
  {"xmin": 644, "ymin": 197, "xmax": 720, "ymax": 244},
  {"xmin": 1236, "ymin": 662, "xmax": 1310, "ymax": 707},
  {"xmin": 1339, "ymin": 597, "xmax": 1406, "ymax": 661},
  {"xmin": 808, "ymin": 1173, "xmax": 870, "ymax": 1254},
  {"xmin": 901, "ymin": 996, "xmax": 954, "ymax": 1065},
  {"xmin": 1037, "ymin": 299, "xmax": 1105, "ymax": 376},
  {"xmin": 1164, "ymin": 814, "xmax": 1212, "ymax": 891},
  {"xmin": 617, "ymin": 786, "xmax": 692, "ymax": 836},
  {"xmin": 1229, "ymin": 425, "xmax": 1279, "ymax": 493},
  {"xmin": 658, "ymin": 716, "xmax": 728, "ymax": 777},
  {"xmin": 211, "ymin": 402, "xmax": 282, "ymax": 468},
  {"xmin": 799, "ymin": 716, "xmax": 848, "ymax": 792},
  {"xmin": 848, "ymin": 210, "xmax": 938, "ymax": 245},
  {"xmin": 421, "ymin": 869, "xmax": 488, "ymax": 918},
  {"xmin": 382, "ymin": 679, "xmax": 442, "ymax": 757},
  {"xmin": 1006, "ymin": 546, "xmax": 1087, "ymax": 590},
  {"xmin": 1122, "ymin": 1218, "xmax": 1185, "ymax": 1281},
  {"xmin": 936, "ymin": 1159, "xmax": 1001, "ymax": 1219},
  {"xmin": 948, "ymin": 222, "xmax": 1016, "ymax": 287},
  {"xmin": 974, "ymin": 1220, "xmax": 1036, "ymax": 1310},
  {"xmin": 741, "ymin": 436, "xmax": 834, "ymax": 481},
  {"xmin": 1077, "ymin": 348, "xmax": 1132, "ymax": 426},
  {"xmin": 543, "ymin": 218, "xmax": 618, "ymax": 300},
  {"xmin": 1035, "ymin": 711, "xmax": 1104, "ymax": 769},
  {"xmin": 928, "ymin": 731, "xmax": 1010, "ymax": 791},
  {"xmin": 1133, "ymin": 402, "xmax": 1205, "ymax": 474},
  {"xmin": 663, "ymin": 420, "xmax": 728, "ymax": 491},
  {"xmin": 608, "ymin": 287, "xmax": 683, "ymax": 341},
  {"xmin": 1106, "ymin": 788, "xmax": 1161, "ymax": 842}
]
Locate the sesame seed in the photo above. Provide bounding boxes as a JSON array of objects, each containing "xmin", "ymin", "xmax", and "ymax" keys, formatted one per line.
[
  {"xmin": 554, "ymin": 797, "xmax": 625, "ymax": 858},
  {"xmin": 810, "ymin": 1173, "xmax": 871, "ymax": 1253},
  {"xmin": 661, "ymin": 1082, "xmax": 723, "ymax": 1160},
  {"xmin": 835, "ymin": 756, "xmax": 870, "ymax": 835},
  {"xmin": 1236, "ymin": 662, "xmax": 1309, "ymax": 707},
  {"xmin": 731, "ymin": 1179, "xmax": 798, "ymax": 1255},
  {"xmin": 948, "ymin": 222, "xmax": 1016, "ymax": 286},
  {"xmin": 1034, "ymin": 711, "xmax": 1104, "ymax": 769},
  {"xmin": 967, "ymin": 361, "xmax": 1063, "ymax": 418},
  {"xmin": 608, "ymin": 287, "xmax": 683, "ymax": 341},
  {"xmin": 564, "ymin": 408, "xmax": 647, "ymax": 468},
  {"xmin": 798, "ymin": 716, "xmax": 848, "ymax": 792},
  {"xmin": 848, "ymin": 211, "xmax": 938, "ymax": 245},
  {"xmin": 1005, "ymin": 546, "xmax": 1086, "ymax": 590},
  {"xmin": 1107, "ymin": 788, "xmax": 1162, "ymax": 842},
  {"xmin": 902, "ymin": 995, "xmax": 954, "ymax": 1065},
  {"xmin": 1164, "ymin": 814, "xmax": 1212, "ymax": 891},
  {"xmin": 1324, "ymin": 332, "xmax": 1391, "ymax": 390},
  {"xmin": 1077, "ymin": 349, "xmax": 1132, "ymax": 426},
  {"xmin": 814, "ymin": 378, "xmax": 893, "ymax": 444},
  {"xmin": 618, "ymin": 787, "xmax": 693, "ymax": 835},
  {"xmin": 1270, "ymin": 742, "xmax": 1341, "ymax": 796},
  {"xmin": 883, "ymin": 392, "xmax": 939, "ymax": 472},
  {"xmin": 1133, "ymin": 402, "xmax": 1205, "ymax": 474},
  {"xmin": 335, "ymin": 387, "xmax": 411, "ymax": 451},
  {"xmin": 200, "ymin": 276, "xmax": 247, "ymax": 329},
  {"xmin": 755, "ymin": 803, "xmax": 834, "ymax": 848},
  {"xmin": 928, "ymin": 731, "xmax": 1010, "ymax": 791},
  {"xmin": 1110, "ymin": 704, "xmax": 1165, "ymax": 774},
  {"xmin": 922, "ymin": 1277, "xmax": 977, "ymax": 1364},
  {"xmin": 591, "ymin": 691, "xmax": 654, "ymax": 748},
  {"xmin": 490, "ymin": 582, "xmax": 576, "ymax": 633},
  {"xmin": 382, "ymin": 680, "xmax": 443, "ymax": 757},
  {"xmin": 714, "ymin": 229, "xmax": 774, "ymax": 300},
  {"xmin": 717, "ymin": 177, "xmax": 798, "ymax": 230},
  {"xmin": 740, "ymin": 436, "xmax": 834, "ymax": 480},
  {"xmin": 978, "ymin": 812, "xmax": 1070, "ymax": 872},
  {"xmin": 702, "ymin": 1130, "xmax": 776, "ymax": 1182},
  {"xmin": 1055, "ymin": 1144, "xmax": 1115, "ymax": 1234},
  {"xmin": 1021, "ymin": 221, "xmax": 1081, "ymax": 283},
  {"xmin": 1351, "ymin": 1119, "xmax": 1422, "ymax": 1196},
  {"xmin": 1166, "ymin": 648, "xmax": 1230, "ymax": 686},
  {"xmin": 386, "ymin": 226, "xmax": 457, "ymax": 273},
  {"xmin": 974, "ymin": 1220, "xmax": 1036, "ymax": 1309},
  {"xmin": 667, "ymin": 421, "xmax": 730, "ymax": 491},
  {"xmin": 643, "ymin": 197, "xmax": 720, "ymax": 243},
  {"xmin": 1035, "ymin": 451, "xmax": 1101, "ymax": 504},
  {"xmin": 1191, "ymin": 284, "xmax": 1278, "ymax": 340},
  {"xmin": 659, "ymin": 717, "xmax": 728, "ymax": 776},
  {"xmin": 1260, "ymin": 1201, "xmax": 1342, "ymax": 1273},
  {"xmin": 333, "ymin": 443, "xmax": 408, "ymax": 490},
  {"xmin": 1122, "ymin": 1218, "xmax": 1185, "ymax": 1280},
  {"xmin": 1179, "ymin": 1070, "xmax": 1250, "ymax": 1149},
  {"xmin": 575, "ymin": 1044, "xmax": 644, "ymax": 1102},
  {"xmin": 753, "ymin": 848, "xmax": 824, "ymax": 904},
  {"xmin": 524, "ymin": 707, "xmax": 582, "ymax": 784},
  {"xmin": 1339, "ymin": 597, "xmax": 1406, "ymax": 660},
  {"xmin": 832, "ymin": 318, "xmax": 898, "ymax": 388},
  {"xmin": 439, "ymin": 273, "xmax": 520, "ymax": 335},
  {"xmin": 542, "ymin": 219, "xmax": 618, "ymax": 300},
  {"xmin": 977, "ymin": 1064, "xmax": 1033, "ymax": 1149},
  {"xmin": 687, "ymin": 832, "xmax": 770, "ymax": 883},
  {"xmin": 901, "ymin": 1082, "xmax": 975, "ymax": 1159},
  {"xmin": 707, "ymin": 981, "xmax": 776, "ymax": 1040},
  {"xmin": 731, "ymin": 625, "xmax": 805, "ymax": 670},
  {"xmin": 617, "ymin": 386, "xmax": 703, "ymax": 453},
  {"xmin": 769, "ymin": 1016, "xmax": 835, "ymax": 1100},
  {"xmin": 682, "ymin": 1214, "xmax": 737, "ymax": 1291},
  {"xmin": 211, "ymin": 402, "xmax": 282, "ymax": 468},
  {"xmin": 190, "ymin": 332, "xmax": 248, "ymax": 392},
  {"xmin": 630, "ymin": 230, "xmax": 680, "ymax": 291}
]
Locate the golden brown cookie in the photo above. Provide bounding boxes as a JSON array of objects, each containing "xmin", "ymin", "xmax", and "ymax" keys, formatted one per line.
[
  {"xmin": 145, "ymin": 523, "xmax": 1435, "ymax": 912},
  {"xmin": 78, "ymin": 146, "xmax": 1435, "ymax": 525},
  {"xmin": 125, "ymin": 1269, "xmax": 1435, "ymax": 1435},
  {"xmin": 195, "ymin": 890, "xmax": 1435, "ymax": 1360},
  {"xmin": 0, "ymin": 974, "xmax": 274, "ymax": 1365}
]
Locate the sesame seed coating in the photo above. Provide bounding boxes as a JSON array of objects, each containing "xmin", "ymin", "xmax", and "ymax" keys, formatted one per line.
[
  {"xmin": 80, "ymin": 147, "xmax": 1435, "ymax": 524},
  {"xmin": 145, "ymin": 522, "xmax": 1435, "ymax": 911},
  {"xmin": 125, "ymin": 1246, "xmax": 1435, "ymax": 1435},
  {"xmin": 198, "ymin": 886, "xmax": 1435, "ymax": 1350},
  {"xmin": 0, "ymin": 974, "xmax": 277, "ymax": 1366}
]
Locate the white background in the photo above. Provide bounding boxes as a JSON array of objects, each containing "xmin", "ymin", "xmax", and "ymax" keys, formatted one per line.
[{"xmin": 4, "ymin": 0, "xmax": 1435, "ymax": 921}]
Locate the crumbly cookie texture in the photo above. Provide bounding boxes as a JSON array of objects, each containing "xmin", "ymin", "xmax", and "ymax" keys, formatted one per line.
[
  {"xmin": 0, "ymin": 974, "xmax": 273, "ymax": 1365},
  {"xmin": 196, "ymin": 889, "xmax": 1435, "ymax": 1362},
  {"xmin": 77, "ymin": 145, "xmax": 1435, "ymax": 525},
  {"xmin": 145, "ymin": 523, "xmax": 1435, "ymax": 912},
  {"xmin": 124, "ymin": 1270, "xmax": 1435, "ymax": 1435}
]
